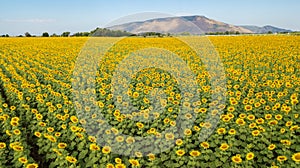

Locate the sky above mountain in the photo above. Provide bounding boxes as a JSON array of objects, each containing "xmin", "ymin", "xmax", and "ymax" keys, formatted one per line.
[{"xmin": 1, "ymin": 0, "xmax": 299, "ymax": 35}]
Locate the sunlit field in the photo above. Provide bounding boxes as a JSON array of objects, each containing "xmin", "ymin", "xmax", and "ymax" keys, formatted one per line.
[{"xmin": 0, "ymin": 36, "xmax": 299, "ymax": 168}]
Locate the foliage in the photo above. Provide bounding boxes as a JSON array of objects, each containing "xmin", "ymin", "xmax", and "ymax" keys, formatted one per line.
[
  {"xmin": 90, "ymin": 28, "xmax": 132, "ymax": 37},
  {"xmin": 42, "ymin": 32, "xmax": 50, "ymax": 37}
]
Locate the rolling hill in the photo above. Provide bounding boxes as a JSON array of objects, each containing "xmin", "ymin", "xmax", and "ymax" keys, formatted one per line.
[{"xmin": 107, "ymin": 15, "xmax": 292, "ymax": 34}]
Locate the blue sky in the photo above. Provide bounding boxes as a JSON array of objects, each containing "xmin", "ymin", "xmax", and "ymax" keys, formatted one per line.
[{"xmin": 0, "ymin": 0, "xmax": 299, "ymax": 35}]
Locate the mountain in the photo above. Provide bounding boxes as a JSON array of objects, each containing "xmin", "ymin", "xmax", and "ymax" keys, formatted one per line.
[
  {"xmin": 108, "ymin": 15, "xmax": 253, "ymax": 34},
  {"xmin": 240, "ymin": 25, "xmax": 292, "ymax": 34},
  {"xmin": 107, "ymin": 15, "xmax": 292, "ymax": 35}
]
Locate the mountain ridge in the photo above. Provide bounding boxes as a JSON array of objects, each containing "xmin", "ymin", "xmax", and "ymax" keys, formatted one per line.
[{"xmin": 107, "ymin": 15, "xmax": 292, "ymax": 34}]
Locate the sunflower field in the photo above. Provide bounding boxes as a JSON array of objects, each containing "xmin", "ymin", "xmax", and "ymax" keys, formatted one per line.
[{"xmin": 0, "ymin": 35, "xmax": 299, "ymax": 168}]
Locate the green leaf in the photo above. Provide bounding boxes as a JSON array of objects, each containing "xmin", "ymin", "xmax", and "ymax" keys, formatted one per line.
[
  {"xmin": 240, "ymin": 134, "xmax": 246, "ymax": 140},
  {"xmin": 78, "ymin": 150, "xmax": 88, "ymax": 160}
]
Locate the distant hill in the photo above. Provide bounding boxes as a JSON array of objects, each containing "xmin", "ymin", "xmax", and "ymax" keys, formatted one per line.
[
  {"xmin": 240, "ymin": 25, "xmax": 292, "ymax": 34},
  {"xmin": 107, "ymin": 15, "xmax": 292, "ymax": 35},
  {"xmin": 108, "ymin": 15, "xmax": 252, "ymax": 34}
]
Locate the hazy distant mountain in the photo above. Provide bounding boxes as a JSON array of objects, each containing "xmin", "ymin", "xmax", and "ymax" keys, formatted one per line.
[
  {"xmin": 108, "ymin": 15, "xmax": 253, "ymax": 34},
  {"xmin": 240, "ymin": 25, "xmax": 292, "ymax": 34},
  {"xmin": 107, "ymin": 15, "xmax": 292, "ymax": 35}
]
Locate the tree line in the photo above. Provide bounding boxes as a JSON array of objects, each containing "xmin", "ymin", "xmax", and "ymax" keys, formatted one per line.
[
  {"xmin": 2, "ymin": 29, "xmax": 298, "ymax": 37},
  {"xmin": 0, "ymin": 28, "xmax": 133, "ymax": 37}
]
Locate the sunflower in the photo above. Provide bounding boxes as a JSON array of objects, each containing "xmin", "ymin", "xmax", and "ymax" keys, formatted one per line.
[
  {"xmin": 222, "ymin": 116, "xmax": 231, "ymax": 122},
  {"xmin": 70, "ymin": 116, "xmax": 78, "ymax": 123},
  {"xmin": 11, "ymin": 116, "xmax": 20, "ymax": 121},
  {"xmin": 115, "ymin": 158, "xmax": 122, "ymax": 164},
  {"xmin": 244, "ymin": 105, "xmax": 252, "ymax": 111},
  {"xmin": 18, "ymin": 157, "xmax": 28, "ymax": 164},
  {"xmin": 26, "ymin": 163, "xmax": 38, "ymax": 168},
  {"xmin": 10, "ymin": 106, "xmax": 16, "ymax": 111},
  {"xmin": 88, "ymin": 136, "xmax": 96, "ymax": 143},
  {"xmin": 102, "ymin": 146, "xmax": 111, "ymax": 154},
  {"xmin": 200, "ymin": 142, "xmax": 210, "ymax": 149},
  {"xmin": 115, "ymin": 163, "xmax": 126, "ymax": 168},
  {"xmin": 163, "ymin": 118, "xmax": 170, "ymax": 124},
  {"xmin": 277, "ymin": 156, "xmax": 287, "ymax": 162},
  {"xmin": 217, "ymin": 128, "xmax": 226, "ymax": 134},
  {"xmin": 90, "ymin": 144, "xmax": 100, "ymax": 151},
  {"xmin": 249, "ymin": 123, "xmax": 256, "ymax": 129},
  {"xmin": 136, "ymin": 122, "xmax": 144, "ymax": 129},
  {"xmin": 126, "ymin": 137, "xmax": 135, "ymax": 144},
  {"xmin": 280, "ymin": 140, "xmax": 291, "ymax": 146},
  {"xmin": 185, "ymin": 113, "xmax": 193, "ymax": 119},
  {"xmin": 275, "ymin": 114, "xmax": 282, "ymax": 120},
  {"xmin": 135, "ymin": 152, "xmax": 143, "ymax": 158},
  {"xmin": 189, "ymin": 150, "xmax": 201, "ymax": 157},
  {"xmin": 58, "ymin": 143, "xmax": 67, "ymax": 149},
  {"xmin": 265, "ymin": 114, "xmax": 272, "ymax": 120},
  {"xmin": 247, "ymin": 114, "xmax": 255, "ymax": 121},
  {"xmin": 148, "ymin": 153, "xmax": 156, "ymax": 161},
  {"xmin": 193, "ymin": 125, "xmax": 201, "ymax": 131},
  {"xmin": 236, "ymin": 118, "xmax": 246, "ymax": 126},
  {"xmin": 252, "ymin": 130, "xmax": 260, "ymax": 136},
  {"xmin": 12, "ymin": 145, "xmax": 23, "ymax": 151},
  {"xmin": 165, "ymin": 133, "xmax": 175, "ymax": 140},
  {"xmin": 176, "ymin": 139, "xmax": 183, "ymax": 146},
  {"xmin": 280, "ymin": 128, "xmax": 286, "ymax": 134},
  {"xmin": 132, "ymin": 92, "xmax": 139, "ymax": 98},
  {"xmin": 292, "ymin": 153, "xmax": 300, "ymax": 162},
  {"xmin": 13, "ymin": 129, "xmax": 21, "ymax": 135},
  {"xmin": 268, "ymin": 144, "xmax": 276, "ymax": 150},
  {"xmin": 256, "ymin": 118, "xmax": 264, "ymax": 124},
  {"xmin": 47, "ymin": 136, "xmax": 57, "ymax": 143},
  {"xmin": 116, "ymin": 136, "xmax": 124, "ymax": 142},
  {"xmin": 203, "ymin": 122, "xmax": 212, "ymax": 128},
  {"xmin": 246, "ymin": 152, "xmax": 255, "ymax": 160},
  {"xmin": 0, "ymin": 142, "xmax": 6, "ymax": 149},
  {"xmin": 239, "ymin": 113, "xmax": 247, "ymax": 119},
  {"xmin": 290, "ymin": 125, "xmax": 299, "ymax": 131},
  {"xmin": 228, "ymin": 113, "xmax": 234, "ymax": 119},
  {"xmin": 228, "ymin": 129, "xmax": 236, "ymax": 135},
  {"xmin": 227, "ymin": 106, "xmax": 235, "ymax": 112},
  {"xmin": 55, "ymin": 132, "xmax": 61, "ymax": 137},
  {"xmin": 184, "ymin": 129, "xmax": 192, "ymax": 136},
  {"xmin": 129, "ymin": 159, "xmax": 140, "ymax": 167},
  {"xmin": 232, "ymin": 155, "xmax": 242, "ymax": 163},
  {"xmin": 47, "ymin": 127, "xmax": 54, "ymax": 132},
  {"xmin": 219, "ymin": 143, "xmax": 229, "ymax": 151},
  {"xmin": 106, "ymin": 163, "xmax": 114, "ymax": 168},
  {"xmin": 176, "ymin": 149, "xmax": 185, "ymax": 156},
  {"xmin": 286, "ymin": 121, "xmax": 293, "ymax": 127},
  {"xmin": 66, "ymin": 156, "xmax": 77, "ymax": 163},
  {"xmin": 268, "ymin": 120, "xmax": 278, "ymax": 126},
  {"xmin": 35, "ymin": 113, "xmax": 43, "ymax": 120},
  {"xmin": 265, "ymin": 106, "xmax": 271, "ymax": 110}
]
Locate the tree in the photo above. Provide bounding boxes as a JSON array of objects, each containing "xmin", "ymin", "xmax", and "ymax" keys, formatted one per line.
[
  {"xmin": 5, "ymin": 34, "xmax": 9, "ymax": 37},
  {"xmin": 51, "ymin": 33, "xmax": 59, "ymax": 37},
  {"xmin": 25, "ymin": 32, "xmax": 31, "ymax": 37},
  {"xmin": 61, "ymin": 32, "xmax": 70, "ymax": 37},
  {"xmin": 71, "ymin": 32, "xmax": 90, "ymax": 37},
  {"xmin": 42, "ymin": 32, "xmax": 49, "ymax": 37},
  {"xmin": 90, "ymin": 28, "xmax": 132, "ymax": 37}
]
